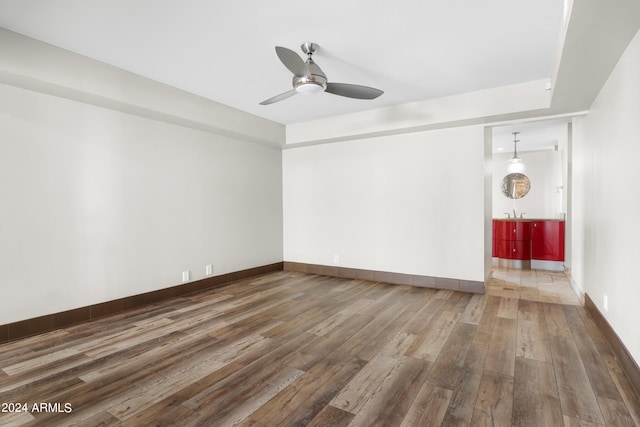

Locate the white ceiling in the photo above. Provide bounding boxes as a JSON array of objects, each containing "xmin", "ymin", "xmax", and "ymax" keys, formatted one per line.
[
  {"xmin": 0, "ymin": 0, "xmax": 564, "ymax": 125},
  {"xmin": 492, "ymin": 117, "xmax": 571, "ymax": 154}
]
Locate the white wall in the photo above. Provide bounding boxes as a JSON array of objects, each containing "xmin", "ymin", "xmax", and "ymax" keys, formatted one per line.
[
  {"xmin": 571, "ymin": 28, "xmax": 640, "ymax": 364},
  {"xmin": 0, "ymin": 83, "xmax": 283, "ymax": 325},
  {"xmin": 283, "ymin": 126, "xmax": 486, "ymax": 282},
  {"xmin": 492, "ymin": 149, "xmax": 564, "ymax": 219},
  {"xmin": 0, "ymin": 28, "xmax": 284, "ymax": 147}
]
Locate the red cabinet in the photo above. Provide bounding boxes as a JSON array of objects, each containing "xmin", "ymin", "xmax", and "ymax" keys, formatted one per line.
[
  {"xmin": 493, "ymin": 219, "xmax": 564, "ymax": 267},
  {"xmin": 531, "ymin": 221, "xmax": 565, "ymax": 261}
]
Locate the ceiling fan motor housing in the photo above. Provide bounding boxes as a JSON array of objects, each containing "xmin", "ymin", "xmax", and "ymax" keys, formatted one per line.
[{"xmin": 293, "ymin": 73, "xmax": 327, "ymax": 94}]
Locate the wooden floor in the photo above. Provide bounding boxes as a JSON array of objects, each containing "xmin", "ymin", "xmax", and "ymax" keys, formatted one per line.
[{"xmin": 1, "ymin": 271, "xmax": 639, "ymax": 426}]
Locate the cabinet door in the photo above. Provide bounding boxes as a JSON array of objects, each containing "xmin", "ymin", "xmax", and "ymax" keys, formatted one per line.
[
  {"xmin": 494, "ymin": 221, "xmax": 531, "ymax": 240},
  {"xmin": 510, "ymin": 240, "xmax": 531, "ymax": 260},
  {"xmin": 496, "ymin": 221, "xmax": 511, "ymax": 240},
  {"xmin": 512, "ymin": 221, "xmax": 531, "ymax": 240},
  {"xmin": 531, "ymin": 221, "xmax": 565, "ymax": 261}
]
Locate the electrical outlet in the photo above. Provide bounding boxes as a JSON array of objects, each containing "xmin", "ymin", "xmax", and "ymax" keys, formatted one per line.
[
  {"xmin": 205, "ymin": 264, "xmax": 213, "ymax": 276},
  {"xmin": 603, "ymin": 295, "xmax": 608, "ymax": 312},
  {"xmin": 182, "ymin": 271, "xmax": 190, "ymax": 282},
  {"xmin": 333, "ymin": 254, "xmax": 340, "ymax": 264}
]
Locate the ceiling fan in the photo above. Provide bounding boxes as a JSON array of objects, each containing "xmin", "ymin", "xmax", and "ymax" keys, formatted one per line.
[{"xmin": 259, "ymin": 42, "xmax": 384, "ymax": 105}]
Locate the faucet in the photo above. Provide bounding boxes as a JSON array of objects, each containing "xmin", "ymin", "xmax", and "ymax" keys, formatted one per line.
[
  {"xmin": 504, "ymin": 212, "xmax": 511, "ymax": 218},
  {"xmin": 513, "ymin": 209, "xmax": 517, "ymax": 218}
]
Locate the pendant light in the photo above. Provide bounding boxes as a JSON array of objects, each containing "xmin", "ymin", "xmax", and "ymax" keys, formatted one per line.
[{"xmin": 509, "ymin": 132, "xmax": 522, "ymax": 163}]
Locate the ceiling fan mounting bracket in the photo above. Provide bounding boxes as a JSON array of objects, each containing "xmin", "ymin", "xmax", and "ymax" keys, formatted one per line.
[{"xmin": 301, "ymin": 42, "xmax": 319, "ymax": 56}]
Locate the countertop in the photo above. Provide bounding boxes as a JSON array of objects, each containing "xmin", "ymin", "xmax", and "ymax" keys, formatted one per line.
[{"xmin": 492, "ymin": 218, "xmax": 565, "ymax": 222}]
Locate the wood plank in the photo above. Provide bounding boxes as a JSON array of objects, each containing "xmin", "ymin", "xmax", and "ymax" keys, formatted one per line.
[
  {"xmin": 472, "ymin": 295, "xmax": 500, "ymax": 346},
  {"xmin": 274, "ymin": 359, "xmax": 367, "ymax": 426},
  {"xmin": 562, "ymin": 415, "xmax": 604, "ymax": 426},
  {"xmin": 578, "ymin": 298, "xmax": 621, "ymax": 357},
  {"xmin": 0, "ymin": 410, "xmax": 36, "ymax": 426},
  {"xmin": 2, "ymin": 348, "xmax": 82, "ymax": 376},
  {"xmin": 80, "ymin": 319, "xmax": 182, "ymax": 358},
  {"xmin": 516, "ymin": 299, "xmax": 552, "ymax": 362},
  {"xmin": 601, "ymin": 352, "xmax": 640, "ymax": 426},
  {"xmin": 483, "ymin": 317, "xmax": 517, "ymax": 377},
  {"xmin": 434, "ymin": 289, "xmax": 455, "ymax": 300},
  {"xmin": 427, "ymin": 323, "xmax": 477, "ymax": 390},
  {"xmin": 181, "ymin": 366, "xmax": 304, "ymax": 426},
  {"xmin": 117, "ymin": 362, "xmax": 248, "ymax": 427},
  {"xmin": 563, "ymin": 305, "xmax": 623, "ymax": 400},
  {"xmin": 120, "ymin": 403, "xmax": 197, "ymax": 427},
  {"xmin": 70, "ymin": 410, "xmax": 122, "ymax": 426},
  {"xmin": 548, "ymin": 334, "xmax": 604, "ymax": 424},
  {"xmin": 512, "ymin": 357, "xmax": 564, "ymax": 427},
  {"xmin": 346, "ymin": 356, "xmax": 432, "ymax": 427},
  {"xmin": 280, "ymin": 313, "xmax": 373, "ymax": 371},
  {"xmin": 597, "ymin": 396, "xmax": 637, "ymax": 427},
  {"xmin": 497, "ymin": 297, "xmax": 518, "ymax": 319},
  {"xmin": 107, "ymin": 363, "xmax": 227, "ymax": 421},
  {"xmin": 77, "ymin": 332, "xmax": 215, "ymax": 383},
  {"xmin": 405, "ymin": 310, "xmax": 460, "ymax": 362},
  {"xmin": 308, "ymin": 303, "xmax": 369, "ymax": 336},
  {"xmin": 373, "ymin": 331, "xmax": 416, "ymax": 360},
  {"xmin": 440, "ymin": 291, "xmax": 473, "ymax": 314},
  {"xmin": 306, "ymin": 405, "xmax": 354, "ymax": 427},
  {"xmin": 328, "ymin": 329, "xmax": 415, "ymax": 377},
  {"xmin": 181, "ymin": 359, "xmax": 301, "ymax": 414},
  {"xmin": 260, "ymin": 303, "xmax": 345, "ymax": 339},
  {"xmin": 401, "ymin": 296, "xmax": 446, "ymax": 335},
  {"xmin": 239, "ymin": 357, "xmax": 366, "ymax": 426},
  {"xmin": 440, "ymin": 342, "xmax": 489, "ymax": 426},
  {"xmin": 357, "ymin": 284, "xmax": 410, "ymax": 316},
  {"xmin": 166, "ymin": 292, "xmax": 234, "ymax": 316},
  {"xmin": 544, "ymin": 303, "xmax": 572, "ymax": 337},
  {"xmin": 355, "ymin": 307, "xmax": 417, "ymax": 361},
  {"xmin": 329, "ymin": 334, "xmax": 416, "ymax": 414},
  {"xmin": 470, "ymin": 371, "xmax": 514, "ymax": 427},
  {"xmin": 459, "ymin": 293, "xmax": 488, "ymax": 325},
  {"xmin": 0, "ymin": 330, "xmax": 68, "ymax": 367},
  {"xmin": 400, "ymin": 384, "xmax": 453, "ymax": 427}
]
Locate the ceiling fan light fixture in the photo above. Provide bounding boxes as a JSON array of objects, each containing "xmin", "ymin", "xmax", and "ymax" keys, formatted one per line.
[{"xmin": 295, "ymin": 82, "xmax": 324, "ymax": 94}]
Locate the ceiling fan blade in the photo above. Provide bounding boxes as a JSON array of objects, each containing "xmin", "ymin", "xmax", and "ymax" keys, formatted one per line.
[
  {"xmin": 259, "ymin": 89, "xmax": 297, "ymax": 105},
  {"xmin": 275, "ymin": 46, "xmax": 307, "ymax": 77},
  {"xmin": 325, "ymin": 83, "xmax": 383, "ymax": 100}
]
